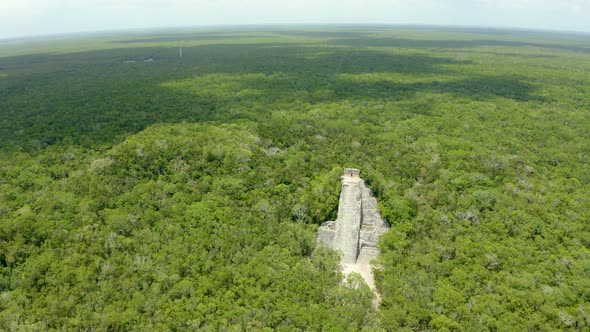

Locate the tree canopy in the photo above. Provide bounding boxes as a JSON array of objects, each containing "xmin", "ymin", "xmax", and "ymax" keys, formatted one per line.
[{"xmin": 1, "ymin": 27, "xmax": 589, "ymax": 330}]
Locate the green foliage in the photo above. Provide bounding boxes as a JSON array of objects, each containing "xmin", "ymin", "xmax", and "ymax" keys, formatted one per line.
[{"xmin": 1, "ymin": 26, "xmax": 589, "ymax": 330}]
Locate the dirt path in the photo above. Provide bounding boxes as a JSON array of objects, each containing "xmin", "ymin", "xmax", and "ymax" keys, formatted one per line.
[{"xmin": 342, "ymin": 262, "xmax": 381, "ymax": 306}]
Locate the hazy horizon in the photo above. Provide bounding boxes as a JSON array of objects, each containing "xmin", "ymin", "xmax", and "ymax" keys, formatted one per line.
[
  {"xmin": 1, "ymin": 0, "xmax": 590, "ymax": 40},
  {"xmin": 2, "ymin": 23, "xmax": 590, "ymax": 43}
]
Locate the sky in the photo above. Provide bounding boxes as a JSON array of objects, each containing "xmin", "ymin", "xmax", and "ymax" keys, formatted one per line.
[{"xmin": 1, "ymin": 0, "xmax": 589, "ymax": 39}]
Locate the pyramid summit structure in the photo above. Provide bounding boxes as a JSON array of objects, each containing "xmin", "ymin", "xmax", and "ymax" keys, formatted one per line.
[{"xmin": 318, "ymin": 168, "xmax": 389, "ymax": 294}]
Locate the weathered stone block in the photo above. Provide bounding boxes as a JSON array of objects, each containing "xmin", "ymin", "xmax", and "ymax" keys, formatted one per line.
[{"xmin": 317, "ymin": 168, "xmax": 390, "ymax": 297}]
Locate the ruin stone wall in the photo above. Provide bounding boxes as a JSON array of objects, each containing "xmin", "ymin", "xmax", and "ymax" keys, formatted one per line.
[{"xmin": 317, "ymin": 168, "xmax": 390, "ymax": 296}]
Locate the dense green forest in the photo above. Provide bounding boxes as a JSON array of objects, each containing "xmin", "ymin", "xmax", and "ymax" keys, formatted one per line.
[{"xmin": 1, "ymin": 26, "xmax": 589, "ymax": 330}]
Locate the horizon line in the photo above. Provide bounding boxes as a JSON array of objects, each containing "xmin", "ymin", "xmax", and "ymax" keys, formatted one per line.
[{"xmin": 2, "ymin": 23, "xmax": 590, "ymax": 43}]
